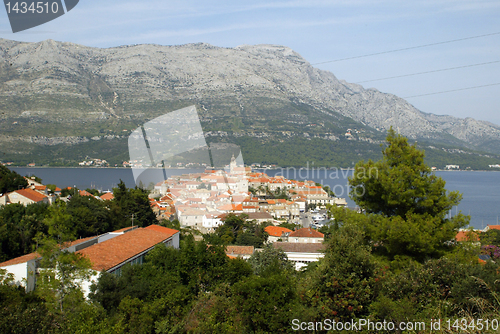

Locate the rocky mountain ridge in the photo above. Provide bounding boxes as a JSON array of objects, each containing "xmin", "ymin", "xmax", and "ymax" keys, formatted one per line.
[{"xmin": 0, "ymin": 38, "xmax": 499, "ymax": 165}]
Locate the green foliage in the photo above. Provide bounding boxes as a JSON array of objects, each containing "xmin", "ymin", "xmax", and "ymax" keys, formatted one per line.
[
  {"xmin": 247, "ymin": 244, "xmax": 294, "ymax": 276},
  {"xmin": 350, "ymin": 128, "xmax": 462, "ymax": 218},
  {"xmin": 205, "ymin": 213, "xmax": 269, "ymax": 247},
  {"xmin": 35, "ymin": 212, "xmax": 93, "ymax": 314},
  {"xmin": 0, "ymin": 202, "xmax": 49, "ymax": 261},
  {"xmin": 45, "ymin": 184, "xmax": 57, "ymax": 194},
  {"xmin": 301, "ymin": 224, "xmax": 377, "ymax": 321},
  {"xmin": 0, "ymin": 164, "xmax": 27, "ymax": 193},
  {"xmin": 344, "ymin": 128, "xmax": 469, "ymax": 260},
  {"xmin": 110, "ymin": 180, "xmax": 157, "ymax": 229},
  {"xmin": 85, "ymin": 188, "xmax": 101, "ymax": 196},
  {"xmin": 481, "ymin": 229, "xmax": 500, "ymax": 246},
  {"xmin": 278, "ymin": 221, "xmax": 300, "ymax": 231},
  {"xmin": 0, "ymin": 282, "xmax": 61, "ymax": 334},
  {"xmin": 230, "ymin": 273, "xmax": 298, "ymax": 333},
  {"xmin": 66, "ymin": 192, "xmax": 111, "ymax": 237}
]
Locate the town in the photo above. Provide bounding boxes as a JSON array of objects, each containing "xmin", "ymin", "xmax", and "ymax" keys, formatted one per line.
[{"xmin": 0, "ymin": 154, "xmax": 351, "ymax": 296}]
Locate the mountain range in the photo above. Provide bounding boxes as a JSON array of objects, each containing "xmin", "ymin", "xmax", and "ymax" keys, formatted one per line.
[{"xmin": 0, "ymin": 38, "xmax": 499, "ymax": 168}]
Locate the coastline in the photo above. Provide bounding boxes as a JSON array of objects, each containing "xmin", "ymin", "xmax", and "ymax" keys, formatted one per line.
[{"xmin": 6, "ymin": 165, "xmax": 500, "ymax": 172}]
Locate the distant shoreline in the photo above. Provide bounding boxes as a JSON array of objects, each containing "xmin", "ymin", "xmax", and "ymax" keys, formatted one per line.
[{"xmin": 6, "ymin": 166, "xmax": 500, "ymax": 172}]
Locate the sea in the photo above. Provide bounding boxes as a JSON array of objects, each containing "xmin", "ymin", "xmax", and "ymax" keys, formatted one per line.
[{"xmin": 10, "ymin": 167, "xmax": 500, "ymax": 230}]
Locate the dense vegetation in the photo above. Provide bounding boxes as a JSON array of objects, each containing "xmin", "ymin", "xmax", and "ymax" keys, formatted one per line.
[
  {"xmin": 0, "ymin": 164, "xmax": 28, "ymax": 194},
  {"xmin": 3, "ymin": 132, "xmax": 500, "ymax": 169},
  {"xmin": 0, "ymin": 180, "xmax": 155, "ymax": 262},
  {"xmin": 0, "ymin": 131, "xmax": 499, "ymax": 333}
]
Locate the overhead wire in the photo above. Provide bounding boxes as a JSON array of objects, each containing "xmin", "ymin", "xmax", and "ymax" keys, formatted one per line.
[
  {"xmin": 311, "ymin": 31, "xmax": 500, "ymax": 65},
  {"xmin": 355, "ymin": 60, "xmax": 500, "ymax": 84},
  {"xmin": 308, "ymin": 31, "xmax": 500, "ymax": 98},
  {"xmin": 404, "ymin": 83, "xmax": 500, "ymax": 98}
]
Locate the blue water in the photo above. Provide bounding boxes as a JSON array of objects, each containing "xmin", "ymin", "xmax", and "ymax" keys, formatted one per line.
[{"xmin": 10, "ymin": 167, "xmax": 500, "ymax": 229}]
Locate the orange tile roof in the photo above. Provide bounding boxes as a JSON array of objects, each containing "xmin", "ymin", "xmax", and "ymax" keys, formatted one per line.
[
  {"xmin": 225, "ymin": 245, "xmax": 255, "ymax": 256},
  {"xmin": 100, "ymin": 192, "xmax": 114, "ymax": 200},
  {"xmin": 0, "ymin": 236, "xmax": 95, "ymax": 267},
  {"xmin": 79, "ymin": 190, "xmax": 94, "ymax": 197},
  {"xmin": 0, "ymin": 252, "xmax": 40, "ymax": 267},
  {"xmin": 78, "ymin": 226, "xmax": 179, "ymax": 271},
  {"xmin": 144, "ymin": 225, "xmax": 178, "ymax": 237},
  {"xmin": 34, "ymin": 185, "xmax": 46, "ymax": 191},
  {"xmin": 487, "ymin": 225, "xmax": 500, "ymax": 230},
  {"xmin": 112, "ymin": 226, "xmax": 138, "ymax": 233},
  {"xmin": 218, "ymin": 203, "xmax": 243, "ymax": 211},
  {"xmin": 272, "ymin": 242, "xmax": 325, "ymax": 253},
  {"xmin": 455, "ymin": 230, "xmax": 480, "ymax": 242},
  {"xmin": 264, "ymin": 226, "xmax": 292, "ymax": 237},
  {"xmin": 289, "ymin": 228, "xmax": 324, "ymax": 238},
  {"xmin": 12, "ymin": 188, "xmax": 48, "ymax": 202}
]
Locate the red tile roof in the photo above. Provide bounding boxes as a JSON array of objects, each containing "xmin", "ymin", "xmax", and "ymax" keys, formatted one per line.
[
  {"xmin": 264, "ymin": 226, "xmax": 293, "ymax": 237},
  {"xmin": 79, "ymin": 190, "xmax": 94, "ymax": 197},
  {"xmin": 12, "ymin": 188, "xmax": 48, "ymax": 203},
  {"xmin": 487, "ymin": 225, "xmax": 500, "ymax": 230},
  {"xmin": 272, "ymin": 242, "xmax": 325, "ymax": 253},
  {"xmin": 100, "ymin": 192, "xmax": 114, "ymax": 200},
  {"xmin": 455, "ymin": 230, "xmax": 480, "ymax": 242},
  {"xmin": 144, "ymin": 225, "xmax": 178, "ymax": 236},
  {"xmin": 0, "ymin": 252, "xmax": 40, "ymax": 267},
  {"xmin": 0, "ymin": 236, "xmax": 95, "ymax": 267},
  {"xmin": 225, "ymin": 245, "xmax": 254, "ymax": 256},
  {"xmin": 78, "ymin": 225, "xmax": 179, "ymax": 271},
  {"xmin": 218, "ymin": 203, "xmax": 243, "ymax": 211},
  {"xmin": 289, "ymin": 228, "xmax": 324, "ymax": 238}
]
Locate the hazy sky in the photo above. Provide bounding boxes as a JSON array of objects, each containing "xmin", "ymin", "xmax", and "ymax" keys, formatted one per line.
[{"xmin": 1, "ymin": 0, "xmax": 499, "ymax": 125}]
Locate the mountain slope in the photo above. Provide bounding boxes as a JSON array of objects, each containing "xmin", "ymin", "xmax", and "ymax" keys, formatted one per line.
[{"xmin": 0, "ymin": 38, "xmax": 499, "ymax": 167}]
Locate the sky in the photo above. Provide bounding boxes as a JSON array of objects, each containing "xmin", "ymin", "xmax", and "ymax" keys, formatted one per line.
[{"xmin": 1, "ymin": 0, "xmax": 499, "ymax": 125}]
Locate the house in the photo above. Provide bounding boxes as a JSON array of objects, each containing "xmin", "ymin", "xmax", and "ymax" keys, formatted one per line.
[
  {"xmin": 272, "ymin": 242, "xmax": 325, "ymax": 270},
  {"xmin": 264, "ymin": 226, "xmax": 292, "ymax": 243},
  {"xmin": 290, "ymin": 188, "xmax": 335, "ymax": 207},
  {"xmin": 225, "ymin": 245, "xmax": 254, "ymax": 259},
  {"xmin": 100, "ymin": 192, "xmax": 114, "ymax": 201},
  {"xmin": 0, "ymin": 236, "xmax": 97, "ymax": 291},
  {"xmin": 77, "ymin": 225, "xmax": 179, "ymax": 274},
  {"xmin": 483, "ymin": 225, "xmax": 500, "ymax": 232},
  {"xmin": 245, "ymin": 212, "xmax": 274, "ymax": 224},
  {"xmin": 288, "ymin": 228, "xmax": 324, "ymax": 243},
  {"xmin": 0, "ymin": 188, "xmax": 51, "ymax": 206},
  {"xmin": 202, "ymin": 213, "xmax": 223, "ymax": 232},
  {"xmin": 0, "ymin": 225, "xmax": 180, "ymax": 295},
  {"xmin": 455, "ymin": 230, "xmax": 481, "ymax": 242},
  {"xmin": 177, "ymin": 208, "xmax": 206, "ymax": 228}
]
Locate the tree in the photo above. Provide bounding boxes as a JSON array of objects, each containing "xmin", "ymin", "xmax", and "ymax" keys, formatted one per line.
[
  {"xmin": 35, "ymin": 202, "xmax": 92, "ymax": 314},
  {"xmin": 66, "ymin": 192, "xmax": 111, "ymax": 237},
  {"xmin": 206, "ymin": 214, "xmax": 269, "ymax": 247},
  {"xmin": 301, "ymin": 224, "xmax": 377, "ymax": 321},
  {"xmin": 349, "ymin": 128, "xmax": 462, "ymax": 218},
  {"xmin": 481, "ymin": 229, "xmax": 500, "ymax": 246},
  {"xmin": 110, "ymin": 180, "xmax": 157, "ymax": 229},
  {"xmin": 0, "ymin": 165, "xmax": 27, "ymax": 194},
  {"xmin": 342, "ymin": 128, "xmax": 469, "ymax": 260},
  {"xmin": 247, "ymin": 244, "xmax": 294, "ymax": 276}
]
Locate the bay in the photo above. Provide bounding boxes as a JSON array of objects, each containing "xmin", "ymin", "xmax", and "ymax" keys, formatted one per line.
[{"xmin": 10, "ymin": 167, "xmax": 500, "ymax": 229}]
